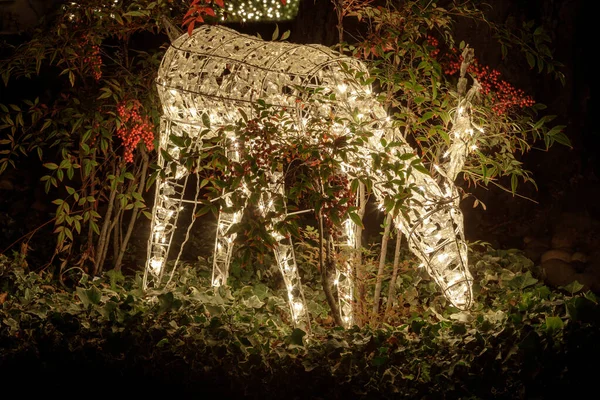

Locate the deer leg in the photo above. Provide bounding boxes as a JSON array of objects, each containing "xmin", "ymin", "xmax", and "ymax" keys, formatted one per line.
[
  {"xmin": 264, "ymin": 172, "xmax": 311, "ymax": 333},
  {"xmin": 211, "ymin": 138, "xmax": 245, "ymax": 287},
  {"xmin": 332, "ymin": 215, "xmax": 356, "ymax": 328},
  {"xmin": 144, "ymin": 118, "xmax": 196, "ymax": 291}
]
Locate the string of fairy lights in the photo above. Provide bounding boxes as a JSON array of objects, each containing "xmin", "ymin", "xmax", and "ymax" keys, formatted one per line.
[
  {"xmin": 222, "ymin": 0, "xmax": 300, "ymax": 22},
  {"xmin": 63, "ymin": 1, "xmax": 300, "ymax": 24},
  {"xmin": 144, "ymin": 25, "xmax": 474, "ymax": 331}
]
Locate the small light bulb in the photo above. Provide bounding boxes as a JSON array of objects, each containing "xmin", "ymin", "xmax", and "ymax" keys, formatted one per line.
[
  {"xmin": 150, "ymin": 257, "xmax": 164, "ymax": 274},
  {"xmin": 293, "ymin": 302, "xmax": 304, "ymax": 313}
]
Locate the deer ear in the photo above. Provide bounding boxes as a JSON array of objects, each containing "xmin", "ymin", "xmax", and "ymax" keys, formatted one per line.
[{"xmin": 161, "ymin": 15, "xmax": 184, "ymax": 43}]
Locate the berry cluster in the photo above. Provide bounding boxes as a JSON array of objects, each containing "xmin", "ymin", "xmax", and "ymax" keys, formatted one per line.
[
  {"xmin": 426, "ymin": 35, "xmax": 440, "ymax": 58},
  {"xmin": 79, "ymin": 35, "xmax": 102, "ymax": 81},
  {"xmin": 116, "ymin": 100, "xmax": 155, "ymax": 163},
  {"xmin": 443, "ymin": 49, "xmax": 535, "ymax": 115}
]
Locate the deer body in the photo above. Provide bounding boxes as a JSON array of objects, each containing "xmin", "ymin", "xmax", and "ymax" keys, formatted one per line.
[{"xmin": 145, "ymin": 25, "xmax": 473, "ymax": 331}]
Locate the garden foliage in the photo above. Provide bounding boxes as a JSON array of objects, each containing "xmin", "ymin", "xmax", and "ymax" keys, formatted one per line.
[{"xmin": 1, "ymin": 248, "xmax": 598, "ymax": 397}]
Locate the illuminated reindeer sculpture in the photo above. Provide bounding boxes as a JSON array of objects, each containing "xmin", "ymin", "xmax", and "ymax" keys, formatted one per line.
[{"xmin": 144, "ymin": 25, "xmax": 475, "ymax": 331}]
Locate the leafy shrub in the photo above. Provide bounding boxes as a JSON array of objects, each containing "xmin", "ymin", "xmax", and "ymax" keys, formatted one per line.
[{"xmin": 1, "ymin": 247, "xmax": 598, "ymax": 398}]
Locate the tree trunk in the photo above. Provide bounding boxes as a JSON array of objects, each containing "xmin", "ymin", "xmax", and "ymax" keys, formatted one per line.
[
  {"xmin": 319, "ymin": 211, "xmax": 343, "ymax": 327},
  {"xmin": 291, "ymin": 0, "xmax": 338, "ymax": 46},
  {"xmin": 93, "ymin": 165, "xmax": 119, "ymax": 275},
  {"xmin": 114, "ymin": 151, "xmax": 149, "ymax": 271},
  {"xmin": 385, "ymin": 229, "xmax": 402, "ymax": 316},
  {"xmin": 372, "ymin": 213, "xmax": 393, "ymax": 319},
  {"xmin": 354, "ymin": 182, "xmax": 367, "ymax": 326}
]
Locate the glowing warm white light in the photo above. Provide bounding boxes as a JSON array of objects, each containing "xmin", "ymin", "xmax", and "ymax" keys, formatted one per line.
[
  {"xmin": 150, "ymin": 257, "xmax": 164, "ymax": 275},
  {"xmin": 293, "ymin": 301, "xmax": 304, "ymax": 313},
  {"xmin": 224, "ymin": 0, "xmax": 300, "ymax": 22},
  {"xmin": 144, "ymin": 25, "xmax": 474, "ymax": 332},
  {"xmin": 437, "ymin": 253, "xmax": 449, "ymax": 263}
]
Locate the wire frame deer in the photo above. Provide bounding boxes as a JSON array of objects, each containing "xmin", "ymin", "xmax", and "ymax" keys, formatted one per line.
[{"xmin": 144, "ymin": 25, "xmax": 475, "ymax": 332}]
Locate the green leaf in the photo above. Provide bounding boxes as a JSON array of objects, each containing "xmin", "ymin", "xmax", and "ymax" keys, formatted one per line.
[
  {"xmin": 348, "ymin": 211, "xmax": 364, "ymax": 229},
  {"xmin": 97, "ymin": 89, "xmax": 112, "ymax": 99},
  {"xmin": 158, "ymin": 292, "xmax": 175, "ymax": 313},
  {"xmin": 201, "ymin": 113, "xmax": 211, "ymax": 129},
  {"xmin": 545, "ymin": 316, "xmax": 564, "ymax": 332},
  {"xmin": 550, "ymin": 129, "xmax": 571, "ymax": 147},
  {"xmin": 526, "ymin": 53, "xmax": 536, "ymax": 69},
  {"xmin": 281, "ymin": 30, "xmax": 291, "ymax": 41},
  {"xmin": 44, "ymin": 162, "xmax": 59, "ymax": 170},
  {"xmin": 242, "ymin": 295, "xmax": 265, "ymax": 309},
  {"xmin": 91, "ymin": 221, "xmax": 100, "ymax": 235},
  {"xmin": 169, "ymin": 134, "xmax": 186, "ymax": 148},
  {"xmin": 511, "ymin": 174, "xmax": 518, "ymax": 193},
  {"xmin": 413, "ymin": 164, "xmax": 429, "ymax": 175},
  {"xmin": 76, "ymin": 286, "xmax": 101, "ymax": 307},
  {"xmin": 419, "ymin": 112, "xmax": 434, "ymax": 123},
  {"xmin": 113, "ymin": 12, "xmax": 124, "ymax": 25},
  {"xmin": 413, "ymin": 96, "xmax": 426, "ymax": 105},
  {"xmin": 289, "ymin": 328, "xmax": 306, "ymax": 347},
  {"xmin": 123, "ymin": 10, "xmax": 148, "ymax": 17},
  {"xmin": 272, "ymin": 24, "xmax": 279, "ymax": 41},
  {"xmin": 507, "ymin": 271, "xmax": 538, "ymax": 290},
  {"xmin": 561, "ymin": 280, "xmax": 584, "ymax": 295}
]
